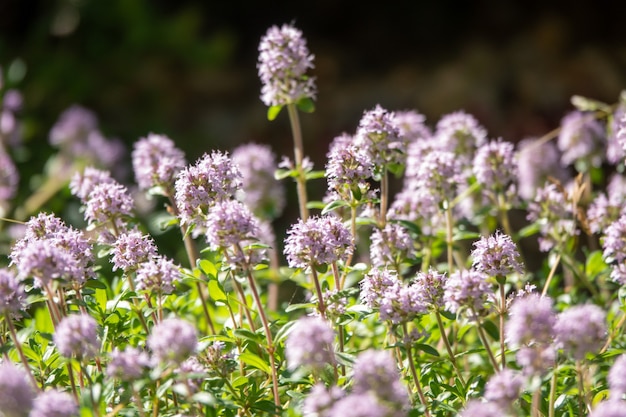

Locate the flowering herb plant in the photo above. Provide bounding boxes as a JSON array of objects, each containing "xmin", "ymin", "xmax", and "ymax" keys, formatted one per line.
[{"xmin": 2, "ymin": 23, "xmax": 626, "ymax": 417}]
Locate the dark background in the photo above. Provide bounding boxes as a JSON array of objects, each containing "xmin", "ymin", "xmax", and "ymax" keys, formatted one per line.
[{"xmin": 1, "ymin": 0, "xmax": 625, "ymax": 201}]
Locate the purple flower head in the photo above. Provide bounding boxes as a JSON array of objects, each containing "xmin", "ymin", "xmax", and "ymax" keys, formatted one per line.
[
  {"xmin": 459, "ymin": 400, "xmax": 505, "ymax": 417},
  {"xmin": 176, "ymin": 356, "xmax": 206, "ymax": 394},
  {"xmin": 602, "ymin": 215, "xmax": 626, "ymax": 283},
  {"xmin": 49, "ymin": 105, "xmax": 98, "ymax": 148},
  {"xmin": 326, "ymin": 392, "xmax": 395, "ymax": 417},
  {"xmin": 353, "ymin": 105, "xmax": 406, "ymax": 170},
  {"xmin": 0, "ymin": 149, "xmax": 18, "ymax": 202},
  {"xmin": 0, "ymin": 268, "xmax": 27, "ymax": 318},
  {"xmin": 69, "ymin": 166, "xmax": 114, "ymax": 201},
  {"xmin": 527, "ymin": 182, "xmax": 578, "ymax": 252},
  {"xmin": 388, "ymin": 187, "xmax": 443, "ymax": 235},
  {"xmin": 232, "ymin": 142, "xmax": 285, "ymax": 219},
  {"xmin": 484, "ymin": 369, "xmax": 524, "ymax": 408},
  {"xmin": 369, "ymin": 223, "xmax": 413, "ymax": 268},
  {"xmin": 174, "ymin": 151, "xmax": 242, "ymax": 230},
  {"xmin": 607, "ymin": 105, "xmax": 626, "ymax": 165},
  {"xmin": 3, "ymin": 89, "xmax": 23, "ymax": 112},
  {"xmin": 132, "ymin": 133, "xmax": 187, "ymax": 192},
  {"xmin": 393, "ymin": 109, "xmax": 432, "ymax": 142},
  {"xmin": 412, "ymin": 148, "xmax": 464, "ymax": 205},
  {"xmin": 516, "ymin": 137, "xmax": 569, "ymax": 200},
  {"xmin": 205, "ymin": 341, "xmax": 237, "ymax": 377},
  {"xmin": 352, "ymin": 349, "xmax": 410, "ymax": 411},
  {"xmin": 303, "ymin": 383, "xmax": 345, "ymax": 417},
  {"xmin": 286, "ymin": 316, "xmax": 335, "ymax": 371},
  {"xmin": 106, "ymin": 347, "xmax": 152, "ymax": 381},
  {"xmin": 31, "ymin": 389, "xmax": 78, "ymax": 417},
  {"xmin": 434, "ymin": 110, "xmax": 487, "ymax": 160},
  {"xmin": 284, "ymin": 215, "xmax": 353, "ymax": 268},
  {"xmin": 111, "ymin": 230, "xmax": 158, "ymax": 272},
  {"xmin": 54, "ymin": 313, "xmax": 99, "ymax": 360},
  {"xmin": 325, "ymin": 142, "xmax": 373, "ymax": 202},
  {"xmin": 443, "ymin": 269, "xmax": 493, "ymax": 315},
  {"xmin": 412, "ymin": 268, "xmax": 447, "ymax": 311},
  {"xmin": 505, "ymin": 293, "xmax": 556, "ymax": 347},
  {"xmin": 557, "ymin": 110, "xmax": 606, "ymax": 168},
  {"xmin": 608, "ymin": 354, "xmax": 626, "ymax": 397},
  {"xmin": 588, "ymin": 192, "xmax": 626, "ymax": 235},
  {"xmin": 473, "ymin": 139, "xmax": 518, "ymax": 195},
  {"xmin": 14, "ymin": 239, "xmax": 87, "ymax": 288},
  {"xmin": 83, "ymin": 181, "xmax": 134, "ymax": 230},
  {"xmin": 257, "ymin": 23, "xmax": 316, "ymax": 107},
  {"xmin": 589, "ymin": 400, "xmax": 626, "ymax": 417},
  {"xmin": 360, "ymin": 268, "xmax": 399, "ymax": 310},
  {"xmin": 471, "ymin": 231, "xmax": 524, "ymax": 277},
  {"xmin": 135, "ymin": 256, "xmax": 180, "ymax": 294},
  {"xmin": 515, "ymin": 344, "xmax": 556, "ymax": 377},
  {"xmin": 0, "ymin": 362, "xmax": 35, "ymax": 417},
  {"xmin": 554, "ymin": 304, "xmax": 606, "ymax": 360},
  {"xmin": 205, "ymin": 199, "xmax": 260, "ymax": 250},
  {"xmin": 148, "ymin": 317, "xmax": 198, "ymax": 365}
]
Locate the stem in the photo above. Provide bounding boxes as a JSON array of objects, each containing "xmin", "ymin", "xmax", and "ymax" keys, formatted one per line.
[
  {"xmin": 67, "ymin": 361, "xmax": 80, "ymax": 403},
  {"xmin": 541, "ymin": 253, "xmax": 562, "ymax": 297},
  {"xmin": 498, "ymin": 281, "xmax": 507, "ymax": 369},
  {"xmin": 601, "ymin": 310, "xmax": 626, "ymax": 354},
  {"xmin": 309, "ymin": 267, "xmax": 327, "ymax": 319},
  {"xmin": 402, "ymin": 323, "xmax": 432, "ymax": 417},
  {"xmin": 471, "ymin": 309, "xmax": 500, "ymax": 372},
  {"xmin": 133, "ymin": 386, "xmax": 147, "ymax": 417},
  {"xmin": 445, "ymin": 201, "xmax": 455, "ymax": 273},
  {"xmin": 434, "ymin": 311, "xmax": 465, "ymax": 384},
  {"xmin": 379, "ymin": 168, "xmax": 388, "ymax": 227},
  {"xmin": 576, "ymin": 360, "xmax": 591, "ymax": 414},
  {"xmin": 531, "ymin": 388, "xmax": 541, "ymax": 417},
  {"xmin": 287, "ymin": 103, "xmax": 309, "ymax": 221},
  {"xmin": 237, "ymin": 245, "xmax": 281, "ymax": 409},
  {"xmin": 231, "ymin": 275, "xmax": 257, "ymax": 332},
  {"xmin": 6, "ymin": 317, "xmax": 39, "ymax": 389},
  {"xmin": 548, "ymin": 369, "xmax": 557, "ymax": 417},
  {"xmin": 497, "ymin": 193, "xmax": 513, "ymax": 237}
]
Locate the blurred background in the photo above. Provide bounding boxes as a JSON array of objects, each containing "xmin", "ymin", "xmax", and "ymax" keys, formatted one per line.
[{"xmin": 1, "ymin": 0, "xmax": 625, "ymax": 215}]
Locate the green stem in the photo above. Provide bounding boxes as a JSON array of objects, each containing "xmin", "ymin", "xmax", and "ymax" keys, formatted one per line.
[
  {"xmin": 471, "ymin": 309, "xmax": 500, "ymax": 372},
  {"xmin": 541, "ymin": 253, "xmax": 562, "ymax": 297},
  {"xmin": 445, "ymin": 201, "xmax": 455, "ymax": 273},
  {"xmin": 434, "ymin": 311, "xmax": 465, "ymax": 385},
  {"xmin": 379, "ymin": 168, "xmax": 388, "ymax": 227},
  {"xmin": 402, "ymin": 323, "xmax": 432, "ymax": 417},
  {"xmin": 287, "ymin": 103, "xmax": 309, "ymax": 221},
  {"xmin": 310, "ymin": 267, "xmax": 327, "ymax": 319},
  {"xmin": 498, "ymin": 280, "xmax": 507, "ymax": 369},
  {"xmin": 6, "ymin": 317, "xmax": 40, "ymax": 389},
  {"xmin": 548, "ymin": 368, "xmax": 557, "ymax": 417}
]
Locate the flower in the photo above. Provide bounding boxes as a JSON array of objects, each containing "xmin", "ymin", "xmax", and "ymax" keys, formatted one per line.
[
  {"xmin": 361, "ymin": 269, "xmax": 426, "ymax": 324},
  {"xmin": 232, "ymin": 142, "xmax": 285, "ymax": 219},
  {"xmin": 434, "ymin": 110, "xmax": 487, "ymax": 164},
  {"xmin": 554, "ymin": 304, "xmax": 606, "ymax": 360},
  {"xmin": 284, "ymin": 215, "xmax": 353, "ymax": 268},
  {"xmin": 205, "ymin": 199, "xmax": 260, "ymax": 250},
  {"xmin": 83, "ymin": 181, "xmax": 134, "ymax": 226},
  {"xmin": 602, "ymin": 215, "xmax": 626, "ymax": 283},
  {"xmin": 0, "ymin": 362, "xmax": 35, "ymax": 417},
  {"xmin": 411, "ymin": 268, "xmax": 447, "ymax": 311},
  {"xmin": 471, "ymin": 231, "xmax": 524, "ymax": 277},
  {"xmin": 111, "ymin": 230, "xmax": 158, "ymax": 272},
  {"xmin": 49, "ymin": 104, "xmax": 98, "ymax": 148},
  {"xmin": 257, "ymin": 23, "xmax": 316, "ymax": 107},
  {"xmin": 516, "ymin": 137, "xmax": 569, "ymax": 200},
  {"xmin": 411, "ymin": 148, "xmax": 464, "ymax": 205},
  {"xmin": 353, "ymin": 105, "xmax": 406, "ymax": 170},
  {"xmin": 473, "ymin": 139, "xmax": 518, "ymax": 196},
  {"xmin": 505, "ymin": 293, "xmax": 556, "ymax": 347},
  {"xmin": 369, "ymin": 223, "xmax": 413, "ymax": 267},
  {"xmin": 557, "ymin": 110, "xmax": 606, "ymax": 168},
  {"xmin": 135, "ymin": 256, "xmax": 180, "ymax": 294},
  {"xmin": 0, "ymin": 268, "xmax": 26, "ymax": 318},
  {"xmin": 325, "ymin": 140, "xmax": 373, "ymax": 202},
  {"xmin": 608, "ymin": 354, "xmax": 626, "ymax": 397},
  {"xmin": 326, "ymin": 392, "xmax": 395, "ymax": 417},
  {"xmin": 54, "ymin": 314, "xmax": 100, "ymax": 360},
  {"xmin": 30, "ymin": 389, "xmax": 78, "ymax": 417},
  {"xmin": 527, "ymin": 182, "xmax": 578, "ymax": 252},
  {"xmin": 148, "ymin": 317, "xmax": 198, "ymax": 365},
  {"xmin": 459, "ymin": 400, "xmax": 505, "ymax": 417},
  {"xmin": 286, "ymin": 316, "xmax": 335, "ymax": 371},
  {"xmin": 588, "ymin": 400, "xmax": 626, "ymax": 417},
  {"xmin": 393, "ymin": 109, "xmax": 431, "ymax": 142},
  {"xmin": 174, "ymin": 151, "xmax": 242, "ymax": 229},
  {"xmin": 443, "ymin": 269, "xmax": 493, "ymax": 315},
  {"xmin": 351, "ymin": 349, "xmax": 409, "ymax": 411},
  {"xmin": 106, "ymin": 347, "xmax": 152, "ymax": 381},
  {"xmin": 132, "ymin": 133, "xmax": 187, "ymax": 192},
  {"xmin": 515, "ymin": 344, "xmax": 556, "ymax": 377},
  {"xmin": 176, "ymin": 356, "xmax": 206, "ymax": 394},
  {"xmin": 302, "ymin": 383, "xmax": 345, "ymax": 417},
  {"xmin": 69, "ymin": 166, "xmax": 114, "ymax": 201},
  {"xmin": 484, "ymin": 369, "xmax": 524, "ymax": 408}
]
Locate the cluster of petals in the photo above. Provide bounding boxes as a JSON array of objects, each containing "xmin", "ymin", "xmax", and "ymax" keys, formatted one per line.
[{"xmin": 132, "ymin": 133, "xmax": 186, "ymax": 192}]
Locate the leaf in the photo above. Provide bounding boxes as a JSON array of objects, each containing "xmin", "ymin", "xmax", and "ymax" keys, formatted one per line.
[
  {"xmin": 198, "ymin": 259, "xmax": 217, "ymax": 278},
  {"xmin": 233, "ymin": 328, "xmax": 264, "ymax": 344},
  {"xmin": 274, "ymin": 168, "xmax": 297, "ymax": 180},
  {"xmin": 239, "ymin": 351, "xmax": 271, "ymax": 374},
  {"xmin": 285, "ymin": 302, "xmax": 316, "ymax": 313},
  {"xmin": 304, "ymin": 170, "xmax": 326, "ymax": 180},
  {"xmin": 208, "ymin": 280, "xmax": 227, "ymax": 302},
  {"xmin": 414, "ymin": 343, "xmax": 440, "ymax": 357},
  {"xmin": 482, "ymin": 319, "xmax": 500, "ymax": 341},
  {"xmin": 296, "ymin": 97, "xmax": 315, "ymax": 113},
  {"xmin": 516, "ymin": 222, "xmax": 540, "ymax": 238},
  {"xmin": 321, "ymin": 199, "xmax": 350, "ymax": 215},
  {"xmin": 571, "ymin": 95, "xmax": 611, "ymax": 112},
  {"xmin": 586, "ymin": 250, "xmax": 608, "ymax": 278},
  {"xmin": 267, "ymin": 105, "xmax": 283, "ymax": 121}
]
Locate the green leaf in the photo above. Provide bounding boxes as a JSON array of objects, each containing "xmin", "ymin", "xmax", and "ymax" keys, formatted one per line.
[
  {"xmin": 304, "ymin": 170, "xmax": 326, "ymax": 180},
  {"xmin": 233, "ymin": 328, "xmax": 264, "ymax": 344},
  {"xmin": 585, "ymin": 250, "xmax": 608, "ymax": 277},
  {"xmin": 198, "ymin": 259, "xmax": 217, "ymax": 278},
  {"xmin": 516, "ymin": 222, "xmax": 540, "ymax": 239},
  {"xmin": 285, "ymin": 302, "xmax": 316, "ymax": 313},
  {"xmin": 482, "ymin": 319, "xmax": 500, "ymax": 341},
  {"xmin": 274, "ymin": 168, "xmax": 297, "ymax": 180},
  {"xmin": 296, "ymin": 97, "xmax": 315, "ymax": 113},
  {"xmin": 208, "ymin": 280, "xmax": 227, "ymax": 302},
  {"xmin": 267, "ymin": 105, "xmax": 283, "ymax": 121},
  {"xmin": 571, "ymin": 95, "xmax": 611, "ymax": 113},
  {"xmin": 415, "ymin": 343, "xmax": 440, "ymax": 357},
  {"xmin": 321, "ymin": 199, "xmax": 350, "ymax": 215},
  {"xmin": 239, "ymin": 351, "xmax": 271, "ymax": 374}
]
